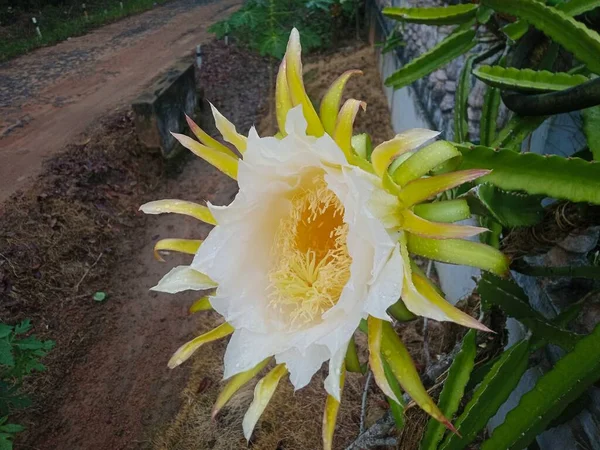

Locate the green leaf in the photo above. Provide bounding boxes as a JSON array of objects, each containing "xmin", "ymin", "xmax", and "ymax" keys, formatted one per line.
[
  {"xmin": 483, "ymin": 0, "xmax": 600, "ymax": 74},
  {"xmin": 378, "ymin": 29, "xmax": 406, "ymax": 55},
  {"xmin": 383, "ymin": 359, "xmax": 405, "ymax": 431},
  {"xmin": 13, "ymin": 320, "xmax": 30, "ymax": 336},
  {"xmin": 547, "ymin": 392, "xmax": 591, "ymax": 429},
  {"xmin": 558, "ymin": 0, "xmax": 600, "ymax": 16},
  {"xmin": 456, "ymin": 143, "xmax": 600, "ymax": 204},
  {"xmin": 383, "ymin": 4, "xmax": 478, "ymax": 25},
  {"xmin": 385, "ymin": 26, "xmax": 476, "ymax": 89},
  {"xmin": 473, "ymin": 66, "xmax": 589, "ymax": 92},
  {"xmin": 466, "ymin": 355, "xmax": 498, "ymax": 391},
  {"xmin": 14, "ymin": 337, "xmax": 46, "ymax": 350},
  {"xmin": 522, "ymin": 318, "xmax": 580, "ymax": 351},
  {"xmin": 492, "ymin": 114, "xmax": 546, "ymax": 149},
  {"xmin": 479, "ymin": 216, "xmax": 502, "ymax": 248},
  {"xmin": 0, "ymin": 434, "xmax": 12, "ymax": 450},
  {"xmin": 0, "ymin": 327, "xmax": 12, "ymax": 340},
  {"xmin": 482, "ymin": 323, "xmax": 600, "ymax": 450},
  {"xmin": 93, "ymin": 291, "xmax": 107, "ymax": 302},
  {"xmin": 420, "ymin": 330, "xmax": 477, "ymax": 450},
  {"xmin": 476, "ymin": 5, "xmax": 494, "ymax": 24},
  {"xmin": 504, "ymin": 0, "xmax": 600, "ymax": 41},
  {"xmin": 553, "ymin": 301, "xmax": 584, "ymax": 328},
  {"xmin": 439, "ymin": 340, "xmax": 530, "ymax": 450},
  {"xmin": 0, "ymin": 424, "xmax": 23, "ymax": 434},
  {"xmin": 0, "ymin": 341, "xmax": 14, "ymax": 367},
  {"xmin": 582, "ymin": 105, "xmax": 600, "ymax": 160},
  {"xmin": 344, "ymin": 337, "xmax": 362, "ymax": 373},
  {"xmin": 258, "ymin": 31, "xmax": 288, "ymax": 59},
  {"xmin": 477, "ymin": 273, "xmax": 534, "ymax": 316},
  {"xmin": 478, "ymin": 274, "xmax": 581, "ymax": 351},
  {"xmin": 480, "ymin": 85, "xmax": 501, "ymax": 146},
  {"xmin": 455, "ymin": 54, "xmax": 477, "ymax": 143},
  {"xmin": 502, "ymin": 21, "xmax": 529, "ymax": 41},
  {"xmin": 387, "ymin": 299, "xmax": 417, "ymax": 322},
  {"xmin": 476, "ymin": 184, "xmax": 544, "ymax": 227},
  {"xmin": 539, "ymin": 42, "xmax": 560, "ymax": 71},
  {"xmin": 0, "ymin": 383, "xmax": 31, "ymax": 415}
]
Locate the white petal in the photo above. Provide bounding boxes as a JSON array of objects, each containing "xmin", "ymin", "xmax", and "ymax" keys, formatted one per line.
[
  {"xmin": 368, "ymin": 188, "xmax": 402, "ymax": 229},
  {"xmin": 275, "ymin": 345, "xmax": 329, "ymax": 390},
  {"xmin": 284, "ymin": 105, "xmax": 308, "ymax": 136},
  {"xmin": 364, "ymin": 244, "xmax": 403, "ymax": 320},
  {"xmin": 313, "ymin": 131, "xmax": 349, "ymax": 166},
  {"xmin": 150, "ymin": 266, "xmax": 216, "ymax": 293},
  {"xmin": 324, "ymin": 342, "xmax": 349, "ymax": 401},
  {"xmin": 223, "ymin": 329, "xmax": 283, "ymax": 379},
  {"xmin": 191, "ymin": 195, "xmax": 288, "ymax": 334}
]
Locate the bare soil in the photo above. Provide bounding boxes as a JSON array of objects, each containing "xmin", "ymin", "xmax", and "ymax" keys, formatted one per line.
[{"xmin": 0, "ymin": 0, "xmax": 241, "ymax": 205}]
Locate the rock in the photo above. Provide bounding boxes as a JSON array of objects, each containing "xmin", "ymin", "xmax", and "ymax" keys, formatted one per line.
[
  {"xmin": 431, "ymin": 81, "xmax": 446, "ymax": 103},
  {"xmin": 445, "ymin": 80, "xmax": 457, "ymax": 92},
  {"xmin": 469, "ymin": 80, "xmax": 487, "ymax": 109},
  {"xmin": 445, "ymin": 60, "xmax": 462, "ymax": 80},
  {"xmin": 132, "ymin": 61, "xmax": 197, "ymax": 158},
  {"xmin": 468, "ymin": 106, "xmax": 482, "ymax": 122},
  {"xmin": 468, "ymin": 120, "xmax": 479, "ymax": 141},
  {"xmin": 434, "ymin": 69, "xmax": 448, "ymax": 82},
  {"xmin": 558, "ymin": 227, "xmax": 600, "ymax": 253},
  {"xmin": 440, "ymin": 94, "xmax": 454, "ymax": 112}
]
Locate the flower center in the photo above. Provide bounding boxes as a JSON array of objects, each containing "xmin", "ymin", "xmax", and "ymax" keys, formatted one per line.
[{"xmin": 269, "ymin": 174, "xmax": 352, "ymax": 328}]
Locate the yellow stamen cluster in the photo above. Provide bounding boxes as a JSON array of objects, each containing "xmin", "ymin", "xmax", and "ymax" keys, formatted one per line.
[{"xmin": 269, "ymin": 173, "xmax": 351, "ymax": 327}]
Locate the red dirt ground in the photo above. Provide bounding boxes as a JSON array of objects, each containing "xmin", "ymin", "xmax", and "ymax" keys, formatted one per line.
[
  {"xmin": 2, "ymin": 39, "xmax": 269, "ymax": 448},
  {"xmin": 0, "ymin": 0, "xmax": 241, "ymax": 205}
]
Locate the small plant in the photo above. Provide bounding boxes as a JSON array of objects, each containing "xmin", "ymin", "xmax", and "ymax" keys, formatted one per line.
[
  {"xmin": 0, "ymin": 320, "xmax": 54, "ymax": 450},
  {"xmin": 209, "ymin": 0, "xmax": 361, "ymax": 58}
]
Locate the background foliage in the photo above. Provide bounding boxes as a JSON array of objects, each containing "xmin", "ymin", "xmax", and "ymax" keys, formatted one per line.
[
  {"xmin": 0, "ymin": 320, "xmax": 53, "ymax": 450},
  {"xmin": 209, "ymin": 0, "xmax": 361, "ymax": 58},
  {"xmin": 0, "ymin": 0, "xmax": 170, "ymax": 61}
]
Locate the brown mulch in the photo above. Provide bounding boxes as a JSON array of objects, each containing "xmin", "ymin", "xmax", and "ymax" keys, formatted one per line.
[{"xmin": 0, "ymin": 110, "xmax": 164, "ymax": 409}]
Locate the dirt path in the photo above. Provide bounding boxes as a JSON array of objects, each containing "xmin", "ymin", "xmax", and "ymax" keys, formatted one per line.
[
  {"xmin": 0, "ymin": 40, "xmax": 270, "ymax": 450},
  {"xmin": 0, "ymin": 0, "xmax": 241, "ymax": 205}
]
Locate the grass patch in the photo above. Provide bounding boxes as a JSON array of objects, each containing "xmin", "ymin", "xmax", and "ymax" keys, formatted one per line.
[{"xmin": 0, "ymin": 0, "xmax": 171, "ymax": 62}]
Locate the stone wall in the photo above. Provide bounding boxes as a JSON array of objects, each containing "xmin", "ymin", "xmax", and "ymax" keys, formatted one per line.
[{"xmin": 370, "ymin": 0, "xmax": 507, "ymax": 142}]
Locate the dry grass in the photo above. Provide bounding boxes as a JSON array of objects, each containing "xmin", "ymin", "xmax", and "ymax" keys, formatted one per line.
[{"xmin": 152, "ymin": 343, "xmax": 379, "ymax": 450}]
